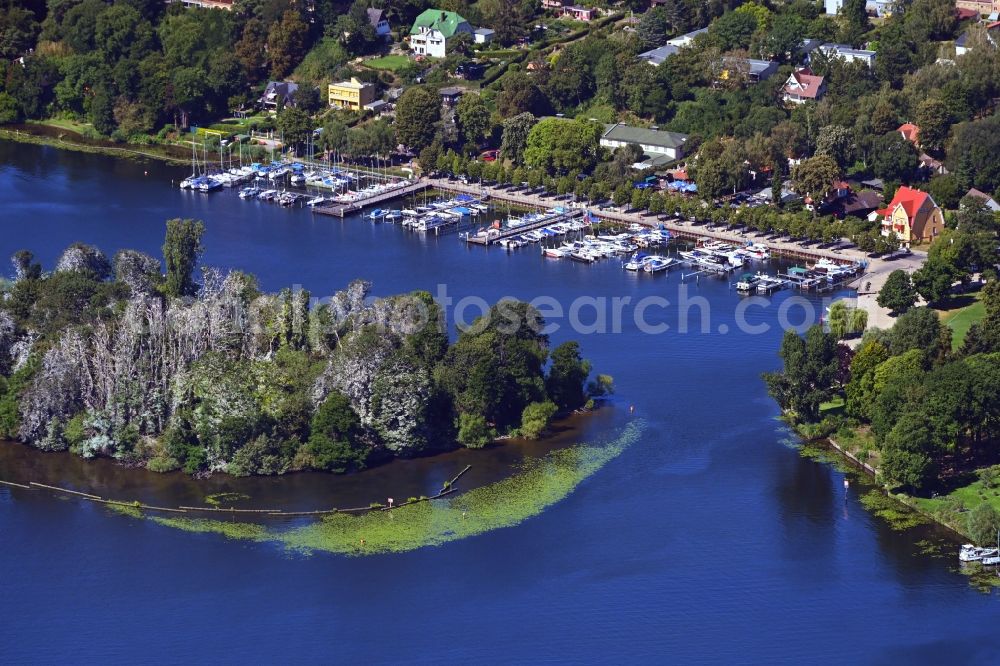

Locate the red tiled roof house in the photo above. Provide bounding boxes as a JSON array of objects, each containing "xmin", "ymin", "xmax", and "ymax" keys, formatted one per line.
[
  {"xmin": 873, "ymin": 185, "xmax": 944, "ymax": 246},
  {"xmin": 782, "ymin": 68, "xmax": 826, "ymax": 105},
  {"xmin": 897, "ymin": 122, "xmax": 920, "ymax": 146}
]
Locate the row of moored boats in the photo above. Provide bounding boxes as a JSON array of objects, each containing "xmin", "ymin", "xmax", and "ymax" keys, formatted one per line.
[{"xmin": 959, "ymin": 544, "xmax": 1000, "ymax": 565}]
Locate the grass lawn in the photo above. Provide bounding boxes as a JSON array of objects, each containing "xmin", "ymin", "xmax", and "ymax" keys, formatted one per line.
[
  {"xmin": 910, "ymin": 469, "xmax": 1000, "ymax": 537},
  {"xmin": 820, "ymin": 395, "xmax": 845, "ymax": 415},
  {"xmin": 936, "ymin": 290, "xmax": 986, "ymax": 349},
  {"xmin": 31, "ymin": 118, "xmax": 92, "ymax": 134},
  {"xmin": 365, "ymin": 54, "xmax": 412, "ymax": 71}
]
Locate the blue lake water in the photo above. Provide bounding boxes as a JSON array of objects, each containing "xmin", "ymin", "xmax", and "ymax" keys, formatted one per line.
[{"xmin": 1, "ymin": 142, "xmax": 998, "ymax": 664}]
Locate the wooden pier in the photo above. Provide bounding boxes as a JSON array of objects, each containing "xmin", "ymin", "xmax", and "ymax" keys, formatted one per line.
[
  {"xmin": 312, "ymin": 180, "xmax": 430, "ymax": 218},
  {"xmin": 464, "ymin": 209, "xmax": 585, "ymax": 246}
]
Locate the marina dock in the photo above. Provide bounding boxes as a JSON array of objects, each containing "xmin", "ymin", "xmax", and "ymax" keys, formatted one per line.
[
  {"xmin": 312, "ymin": 180, "xmax": 430, "ymax": 218},
  {"xmin": 464, "ymin": 209, "xmax": 585, "ymax": 245},
  {"xmin": 428, "ymin": 177, "xmax": 865, "ymax": 268}
]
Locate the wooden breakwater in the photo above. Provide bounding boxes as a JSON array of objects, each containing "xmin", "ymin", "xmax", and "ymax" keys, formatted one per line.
[{"xmin": 0, "ymin": 464, "xmax": 475, "ymax": 520}]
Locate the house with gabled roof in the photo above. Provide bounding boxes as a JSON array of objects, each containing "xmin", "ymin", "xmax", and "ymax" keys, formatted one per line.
[
  {"xmin": 599, "ymin": 123, "xmax": 689, "ymax": 165},
  {"xmin": 409, "ymin": 9, "xmax": 474, "ymax": 58},
  {"xmin": 872, "ymin": 185, "xmax": 944, "ymax": 246},
  {"xmin": 965, "ymin": 187, "xmax": 1000, "ymax": 211},
  {"xmin": 367, "ymin": 8, "xmax": 391, "ymax": 39},
  {"xmin": 898, "ymin": 122, "xmax": 920, "ymax": 146},
  {"xmin": 782, "ymin": 68, "xmax": 826, "ymax": 105}
]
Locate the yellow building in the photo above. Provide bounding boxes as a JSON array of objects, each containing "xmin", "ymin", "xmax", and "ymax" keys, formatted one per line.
[
  {"xmin": 328, "ymin": 78, "xmax": 376, "ymax": 111},
  {"xmin": 875, "ymin": 186, "xmax": 944, "ymax": 247}
]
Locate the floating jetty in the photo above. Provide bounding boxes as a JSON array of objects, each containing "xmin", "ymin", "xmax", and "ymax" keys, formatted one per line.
[
  {"xmin": 463, "ymin": 209, "xmax": 585, "ymax": 246},
  {"xmin": 313, "ymin": 180, "xmax": 430, "ymax": 218}
]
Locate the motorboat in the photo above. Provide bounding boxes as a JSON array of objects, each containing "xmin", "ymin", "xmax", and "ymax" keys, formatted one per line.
[
  {"xmin": 736, "ymin": 272, "xmax": 762, "ymax": 291},
  {"xmin": 643, "ymin": 256, "xmax": 675, "ymax": 273}
]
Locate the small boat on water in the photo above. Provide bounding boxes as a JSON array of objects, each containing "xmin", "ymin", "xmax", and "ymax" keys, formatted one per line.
[
  {"xmin": 624, "ymin": 253, "xmax": 649, "ymax": 271},
  {"xmin": 570, "ymin": 250, "xmax": 596, "ymax": 263},
  {"xmin": 959, "ymin": 544, "xmax": 1000, "ymax": 562},
  {"xmin": 543, "ymin": 247, "xmax": 567, "ymax": 259},
  {"xmin": 643, "ymin": 256, "xmax": 675, "ymax": 273},
  {"xmin": 368, "ymin": 208, "xmax": 386, "ymax": 220},
  {"xmin": 735, "ymin": 272, "xmax": 762, "ymax": 291},
  {"xmin": 239, "ymin": 187, "xmax": 260, "ymax": 199},
  {"xmin": 384, "ymin": 210, "xmax": 402, "ymax": 222}
]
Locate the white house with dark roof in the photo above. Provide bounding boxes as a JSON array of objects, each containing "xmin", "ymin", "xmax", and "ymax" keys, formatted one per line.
[
  {"xmin": 600, "ymin": 123, "xmax": 689, "ymax": 165},
  {"xmin": 639, "ymin": 44, "xmax": 679, "ymax": 66},
  {"xmin": 815, "ymin": 43, "xmax": 877, "ymax": 67},
  {"xmin": 638, "ymin": 28, "xmax": 709, "ymax": 66}
]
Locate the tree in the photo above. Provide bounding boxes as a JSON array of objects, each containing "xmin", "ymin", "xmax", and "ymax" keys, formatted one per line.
[
  {"xmin": 880, "ymin": 411, "xmax": 936, "ymax": 490},
  {"xmin": 519, "ymin": 401, "xmax": 557, "ymax": 439},
  {"xmin": 948, "ymin": 114, "xmax": 1000, "ymax": 194},
  {"xmin": 905, "ymin": 0, "xmax": 958, "ymax": 42},
  {"xmin": 889, "ymin": 306, "xmax": 947, "ymax": 357},
  {"xmin": 967, "ymin": 503, "xmax": 1000, "ymax": 546},
  {"xmin": 926, "ymin": 174, "xmax": 961, "ymax": 209},
  {"xmin": 709, "ymin": 10, "xmax": 758, "ymax": 51},
  {"xmin": 791, "ymin": 154, "xmax": 840, "ymax": 203},
  {"xmin": 546, "ymin": 341, "xmax": 590, "ymax": 411},
  {"xmin": 827, "ymin": 301, "xmax": 867, "ymax": 339},
  {"xmin": 291, "ymin": 86, "xmax": 323, "ymax": 115},
  {"xmin": 912, "ymin": 256, "xmax": 959, "ymax": 305},
  {"xmin": 636, "ymin": 7, "xmax": 669, "ymax": 50},
  {"xmin": 871, "ymin": 131, "xmax": 919, "ymax": 183},
  {"xmin": 276, "ymin": 107, "xmax": 312, "ymax": 155},
  {"xmin": 478, "ymin": 0, "xmax": 532, "ymax": 46},
  {"xmin": 523, "ymin": 118, "xmax": 602, "ymax": 176},
  {"xmin": 763, "ymin": 326, "xmax": 839, "ymax": 422},
  {"xmin": 915, "ymin": 98, "xmax": 950, "ymax": 154},
  {"xmin": 306, "ymin": 390, "xmax": 366, "ymax": 473},
  {"xmin": 814, "ymin": 125, "xmax": 855, "ymax": 170},
  {"xmin": 335, "ymin": 0, "xmax": 379, "ymax": 55},
  {"xmin": 0, "ymin": 92, "xmax": 19, "ymax": 124},
  {"xmin": 456, "ymin": 412, "xmax": 495, "ymax": 449},
  {"xmin": 235, "ymin": 18, "xmax": 268, "ymax": 83},
  {"xmin": 267, "ymin": 10, "xmax": 308, "ymax": 79},
  {"xmin": 496, "ymin": 71, "xmax": 549, "ymax": 117},
  {"xmin": 878, "ymin": 270, "xmax": 918, "ymax": 315},
  {"xmin": 840, "ymin": 0, "xmax": 869, "ymax": 44},
  {"xmin": 455, "ymin": 93, "xmax": 492, "ymax": 147},
  {"xmin": 500, "ymin": 112, "xmax": 536, "ymax": 164},
  {"xmin": 162, "ymin": 218, "xmax": 205, "ymax": 298},
  {"xmin": 845, "ymin": 338, "xmax": 890, "ymax": 418},
  {"xmin": 394, "ymin": 86, "xmax": 440, "ymax": 151},
  {"xmin": 0, "ymin": 6, "xmax": 39, "ymax": 60}
]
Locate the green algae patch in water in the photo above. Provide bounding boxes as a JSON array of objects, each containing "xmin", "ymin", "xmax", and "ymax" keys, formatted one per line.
[
  {"xmin": 858, "ymin": 490, "xmax": 928, "ymax": 531},
  {"xmin": 147, "ymin": 420, "xmax": 644, "ymax": 556},
  {"xmin": 204, "ymin": 492, "xmax": 251, "ymax": 507}
]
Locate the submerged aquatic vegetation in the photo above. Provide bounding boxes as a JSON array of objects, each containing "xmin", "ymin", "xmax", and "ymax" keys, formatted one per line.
[
  {"xmin": 859, "ymin": 490, "xmax": 928, "ymax": 531},
  {"xmin": 145, "ymin": 420, "xmax": 645, "ymax": 556},
  {"xmin": 205, "ymin": 492, "xmax": 251, "ymax": 506}
]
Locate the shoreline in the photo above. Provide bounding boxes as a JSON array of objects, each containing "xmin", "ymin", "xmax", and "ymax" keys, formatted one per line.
[
  {"xmin": 0, "ymin": 126, "xmax": 192, "ymax": 166},
  {"xmin": 809, "ymin": 426, "xmax": 973, "ymax": 542}
]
